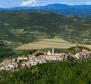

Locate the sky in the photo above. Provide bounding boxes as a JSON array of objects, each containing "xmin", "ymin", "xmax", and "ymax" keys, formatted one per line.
[{"xmin": 0, "ymin": 0, "xmax": 91, "ymax": 8}]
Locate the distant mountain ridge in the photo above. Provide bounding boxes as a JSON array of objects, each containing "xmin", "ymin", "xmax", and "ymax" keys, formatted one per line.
[
  {"xmin": 0, "ymin": 4, "xmax": 71, "ymax": 10},
  {"xmin": 0, "ymin": 4, "xmax": 91, "ymax": 18},
  {"xmin": 1, "ymin": 4, "xmax": 91, "ymax": 10}
]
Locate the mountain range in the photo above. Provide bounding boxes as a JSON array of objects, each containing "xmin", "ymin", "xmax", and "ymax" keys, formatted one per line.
[
  {"xmin": 0, "ymin": 10, "xmax": 91, "ymax": 46},
  {"xmin": 0, "ymin": 4, "xmax": 91, "ymax": 18},
  {"xmin": 0, "ymin": 4, "xmax": 91, "ymax": 46}
]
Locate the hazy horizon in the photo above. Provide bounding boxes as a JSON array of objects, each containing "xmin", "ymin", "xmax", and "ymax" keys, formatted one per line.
[{"xmin": 0, "ymin": 0, "xmax": 91, "ymax": 8}]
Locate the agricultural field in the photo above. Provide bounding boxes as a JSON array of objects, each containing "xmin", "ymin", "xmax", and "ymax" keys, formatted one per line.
[{"xmin": 16, "ymin": 38, "xmax": 91, "ymax": 50}]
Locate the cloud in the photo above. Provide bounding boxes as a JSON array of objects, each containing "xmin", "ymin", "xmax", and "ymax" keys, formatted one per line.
[
  {"xmin": 60, "ymin": 1, "xmax": 91, "ymax": 5},
  {"xmin": 17, "ymin": 0, "xmax": 91, "ymax": 7},
  {"xmin": 84, "ymin": 1, "xmax": 91, "ymax": 5},
  {"xmin": 20, "ymin": 0, "xmax": 39, "ymax": 6}
]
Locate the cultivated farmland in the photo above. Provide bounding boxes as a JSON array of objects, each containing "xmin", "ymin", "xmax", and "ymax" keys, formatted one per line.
[{"xmin": 15, "ymin": 38, "xmax": 91, "ymax": 50}]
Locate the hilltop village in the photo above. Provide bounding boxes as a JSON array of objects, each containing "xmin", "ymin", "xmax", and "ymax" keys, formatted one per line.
[{"xmin": 0, "ymin": 49, "xmax": 90, "ymax": 71}]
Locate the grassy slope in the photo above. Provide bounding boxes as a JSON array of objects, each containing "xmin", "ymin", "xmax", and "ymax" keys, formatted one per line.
[
  {"xmin": 16, "ymin": 38, "xmax": 91, "ymax": 50},
  {"xmin": 0, "ymin": 10, "xmax": 91, "ymax": 46}
]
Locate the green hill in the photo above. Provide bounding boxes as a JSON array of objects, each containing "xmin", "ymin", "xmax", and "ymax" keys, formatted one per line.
[
  {"xmin": 0, "ymin": 60, "xmax": 91, "ymax": 84},
  {"xmin": 0, "ymin": 10, "xmax": 91, "ymax": 46}
]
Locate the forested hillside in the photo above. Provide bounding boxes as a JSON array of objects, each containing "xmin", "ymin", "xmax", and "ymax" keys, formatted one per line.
[
  {"xmin": 0, "ymin": 60, "xmax": 91, "ymax": 84},
  {"xmin": 0, "ymin": 11, "xmax": 91, "ymax": 45}
]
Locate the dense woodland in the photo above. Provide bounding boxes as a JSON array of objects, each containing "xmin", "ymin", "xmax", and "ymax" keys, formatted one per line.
[
  {"xmin": 0, "ymin": 60, "xmax": 91, "ymax": 84},
  {"xmin": 0, "ymin": 11, "xmax": 91, "ymax": 45}
]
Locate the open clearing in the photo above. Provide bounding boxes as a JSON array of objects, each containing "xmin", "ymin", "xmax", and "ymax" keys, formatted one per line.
[{"xmin": 15, "ymin": 38, "xmax": 91, "ymax": 50}]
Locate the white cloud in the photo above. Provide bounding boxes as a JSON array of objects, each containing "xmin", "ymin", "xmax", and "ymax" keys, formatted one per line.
[
  {"xmin": 20, "ymin": 0, "xmax": 39, "ymax": 6},
  {"xmin": 84, "ymin": 1, "xmax": 91, "ymax": 5},
  {"xmin": 20, "ymin": 0, "xmax": 91, "ymax": 7}
]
